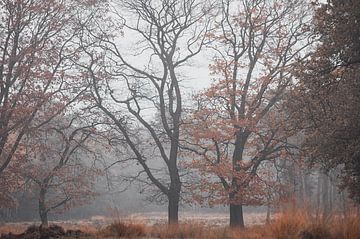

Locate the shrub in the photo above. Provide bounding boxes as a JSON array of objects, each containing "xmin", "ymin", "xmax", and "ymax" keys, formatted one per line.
[{"xmin": 99, "ymin": 221, "xmax": 146, "ymax": 238}]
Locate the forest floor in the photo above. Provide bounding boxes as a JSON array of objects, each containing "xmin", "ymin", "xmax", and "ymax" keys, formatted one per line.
[
  {"xmin": 0, "ymin": 210, "xmax": 360, "ymax": 239},
  {"xmin": 0, "ymin": 212, "xmax": 268, "ymax": 237}
]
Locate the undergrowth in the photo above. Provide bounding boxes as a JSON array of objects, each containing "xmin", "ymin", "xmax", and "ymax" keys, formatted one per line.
[
  {"xmin": 95, "ymin": 209, "xmax": 360, "ymax": 239},
  {"xmin": 1, "ymin": 209, "xmax": 360, "ymax": 239}
]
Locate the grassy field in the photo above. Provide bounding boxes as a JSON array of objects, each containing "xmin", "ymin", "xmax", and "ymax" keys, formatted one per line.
[{"xmin": 1, "ymin": 209, "xmax": 360, "ymax": 239}]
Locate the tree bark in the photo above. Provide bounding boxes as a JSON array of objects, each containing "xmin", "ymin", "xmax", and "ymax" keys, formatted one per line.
[
  {"xmin": 39, "ymin": 188, "xmax": 48, "ymax": 228},
  {"xmin": 229, "ymin": 203, "xmax": 244, "ymax": 228},
  {"xmin": 341, "ymin": 192, "xmax": 347, "ymax": 217},
  {"xmin": 229, "ymin": 132, "xmax": 247, "ymax": 228},
  {"xmin": 316, "ymin": 172, "xmax": 321, "ymax": 217},
  {"xmin": 266, "ymin": 204, "xmax": 271, "ymax": 224},
  {"xmin": 321, "ymin": 173, "xmax": 330, "ymax": 218},
  {"xmin": 168, "ymin": 192, "xmax": 180, "ymax": 225},
  {"xmin": 167, "ymin": 166, "xmax": 181, "ymax": 225},
  {"xmin": 329, "ymin": 180, "xmax": 333, "ymax": 213}
]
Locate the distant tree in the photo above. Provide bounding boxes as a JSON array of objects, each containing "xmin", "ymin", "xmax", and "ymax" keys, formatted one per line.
[
  {"xmin": 0, "ymin": 0, "xmax": 104, "ymax": 205},
  {"xmin": 81, "ymin": 0, "xmax": 214, "ymax": 224},
  {"xmin": 23, "ymin": 112, "xmax": 103, "ymax": 227},
  {"xmin": 289, "ymin": 0, "xmax": 360, "ymax": 204},
  {"xmin": 183, "ymin": 0, "xmax": 313, "ymax": 227}
]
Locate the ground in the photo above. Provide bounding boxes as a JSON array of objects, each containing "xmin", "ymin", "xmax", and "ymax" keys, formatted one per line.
[{"xmin": 0, "ymin": 210, "xmax": 359, "ymax": 239}]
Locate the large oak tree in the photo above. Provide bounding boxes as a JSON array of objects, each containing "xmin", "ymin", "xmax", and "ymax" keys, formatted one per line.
[{"xmin": 184, "ymin": 0, "xmax": 313, "ymax": 227}]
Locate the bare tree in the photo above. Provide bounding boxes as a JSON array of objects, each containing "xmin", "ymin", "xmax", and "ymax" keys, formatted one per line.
[{"xmin": 81, "ymin": 0, "xmax": 213, "ymax": 224}]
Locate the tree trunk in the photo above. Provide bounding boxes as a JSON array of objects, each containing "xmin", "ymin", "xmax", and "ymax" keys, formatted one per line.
[
  {"xmin": 39, "ymin": 188, "xmax": 48, "ymax": 228},
  {"xmin": 229, "ymin": 133, "xmax": 247, "ymax": 228},
  {"xmin": 168, "ymin": 192, "xmax": 179, "ymax": 225},
  {"xmin": 329, "ymin": 180, "xmax": 333, "ymax": 213},
  {"xmin": 266, "ymin": 204, "xmax": 271, "ymax": 224},
  {"xmin": 341, "ymin": 192, "xmax": 347, "ymax": 217},
  {"xmin": 321, "ymin": 173, "xmax": 330, "ymax": 218},
  {"xmin": 167, "ymin": 127, "xmax": 181, "ymax": 225},
  {"xmin": 39, "ymin": 210, "xmax": 48, "ymax": 228},
  {"xmin": 303, "ymin": 172, "xmax": 311, "ymax": 209},
  {"xmin": 229, "ymin": 203, "xmax": 244, "ymax": 228},
  {"xmin": 316, "ymin": 172, "xmax": 321, "ymax": 217},
  {"xmin": 167, "ymin": 168, "xmax": 181, "ymax": 225}
]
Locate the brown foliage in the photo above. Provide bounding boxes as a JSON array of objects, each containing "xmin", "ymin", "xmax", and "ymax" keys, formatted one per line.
[
  {"xmin": 17, "ymin": 110, "xmax": 106, "ymax": 227},
  {"xmin": 0, "ymin": 0, "xmax": 105, "ymax": 207},
  {"xmin": 182, "ymin": 0, "xmax": 313, "ymax": 227},
  {"xmin": 289, "ymin": 0, "xmax": 360, "ymax": 204}
]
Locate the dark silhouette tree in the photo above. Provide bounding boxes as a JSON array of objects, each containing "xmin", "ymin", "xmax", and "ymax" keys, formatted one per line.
[{"xmin": 81, "ymin": 0, "xmax": 213, "ymax": 224}]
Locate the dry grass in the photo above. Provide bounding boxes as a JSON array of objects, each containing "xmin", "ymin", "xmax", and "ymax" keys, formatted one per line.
[
  {"xmin": 269, "ymin": 209, "xmax": 311, "ymax": 239},
  {"xmin": 1, "ymin": 210, "xmax": 360, "ymax": 238},
  {"xmin": 60, "ymin": 222, "xmax": 98, "ymax": 234},
  {"xmin": 0, "ymin": 222, "xmax": 98, "ymax": 236},
  {"xmin": 0, "ymin": 223, "xmax": 28, "ymax": 235},
  {"xmin": 97, "ymin": 220, "xmax": 146, "ymax": 238},
  {"xmin": 146, "ymin": 209, "xmax": 360, "ymax": 239},
  {"xmin": 151, "ymin": 223, "xmax": 218, "ymax": 239},
  {"xmin": 267, "ymin": 208, "xmax": 360, "ymax": 239},
  {"xmin": 330, "ymin": 213, "xmax": 360, "ymax": 239},
  {"xmin": 149, "ymin": 223, "xmax": 269, "ymax": 239},
  {"xmin": 268, "ymin": 209, "xmax": 330, "ymax": 239}
]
